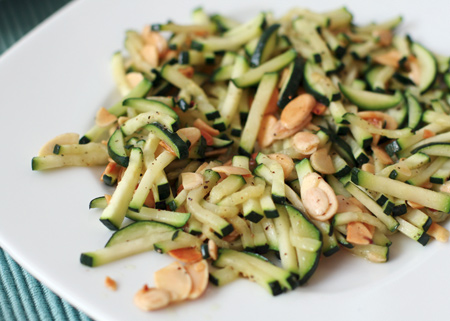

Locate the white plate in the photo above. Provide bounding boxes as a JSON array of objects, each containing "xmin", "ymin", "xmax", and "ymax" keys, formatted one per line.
[{"xmin": 1, "ymin": 0, "xmax": 450, "ymax": 320}]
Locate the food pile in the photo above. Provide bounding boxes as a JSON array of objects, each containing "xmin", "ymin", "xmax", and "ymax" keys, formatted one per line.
[{"xmin": 32, "ymin": 6, "xmax": 450, "ymax": 311}]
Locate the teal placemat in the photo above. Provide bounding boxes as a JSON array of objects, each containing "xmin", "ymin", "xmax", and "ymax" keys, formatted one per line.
[{"xmin": 1, "ymin": 0, "xmax": 93, "ymax": 320}]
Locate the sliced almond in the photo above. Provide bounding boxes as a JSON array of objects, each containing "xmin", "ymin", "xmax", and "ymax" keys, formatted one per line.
[
  {"xmin": 126, "ymin": 72, "xmax": 144, "ymax": 89},
  {"xmin": 185, "ymin": 260, "xmax": 209, "ymax": 300},
  {"xmin": 407, "ymin": 200, "xmax": 424, "ymax": 209},
  {"xmin": 142, "ymin": 26, "xmax": 168, "ymax": 57},
  {"xmin": 118, "ymin": 116, "xmax": 129, "ymax": 126},
  {"xmin": 205, "ymin": 148, "xmax": 229, "ymax": 158},
  {"xmin": 372, "ymin": 146, "xmax": 394, "ymax": 165},
  {"xmin": 140, "ymin": 44, "xmax": 159, "ymax": 67},
  {"xmin": 292, "ymin": 131, "xmax": 320, "ymax": 155},
  {"xmin": 181, "ymin": 173, "xmax": 204, "ymax": 190},
  {"xmin": 337, "ymin": 195, "xmax": 363, "ymax": 213},
  {"xmin": 208, "ymin": 239, "xmax": 218, "ymax": 260},
  {"xmin": 96, "ymin": 107, "xmax": 117, "ymax": 128},
  {"xmin": 310, "ymin": 148, "xmax": 335, "ymax": 174},
  {"xmin": 372, "ymin": 49, "xmax": 401, "ymax": 68},
  {"xmin": 104, "ymin": 276, "xmax": 117, "ymax": 291},
  {"xmin": 104, "ymin": 194, "xmax": 112, "ymax": 204},
  {"xmin": 211, "ymin": 165, "xmax": 252, "ymax": 177},
  {"xmin": 193, "ymin": 118, "xmax": 220, "ymax": 136},
  {"xmin": 373, "ymin": 29, "xmax": 393, "ymax": 47},
  {"xmin": 177, "ymin": 127, "xmax": 202, "ymax": 149},
  {"xmin": 168, "ymin": 247, "xmax": 203, "ymax": 263},
  {"xmin": 312, "ymin": 102, "xmax": 327, "ymax": 115},
  {"xmin": 257, "ymin": 114, "xmax": 277, "ymax": 148},
  {"xmin": 427, "ymin": 222, "xmax": 450, "ymax": 242},
  {"xmin": 358, "ymin": 111, "xmax": 398, "ymax": 130},
  {"xmin": 264, "ymin": 87, "xmax": 279, "ymax": 115},
  {"xmin": 280, "ymin": 93, "xmax": 316, "ymax": 130},
  {"xmin": 361, "ymin": 163, "xmax": 375, "ymax": 174},
  {"xmin": 134, "ymin": 285, "xmax": 171, "ymax": 311},
  {"xmin": 273, "ymin": 114, "xmax": 313, "ymax": 141},
  {"xmin": 301, "ymin": 172, "xmax": 338, "ymax": 221},
  {"xmin": 423, "ymin": 129, "xmax": 435, "ymax": 139},
  {"xmin": 407, "ymin": 55, "xmax": 421, "ymax": 86},
  {"xmin": 346, "ymin": 222, "xmax": 374, "ymax": 245},
  {"xmin": 154, "ymin": 261, "xmax": 192, "ymax": 302},
  {"xmin": 268, "ymin": 153, "xmax": 294, "ymax": 179},
  {"xmin": 38, "ymin": 133, "xmax": 79, "ymax": 156}
]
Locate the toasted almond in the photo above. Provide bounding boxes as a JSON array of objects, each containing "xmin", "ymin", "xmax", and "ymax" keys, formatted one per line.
[
  {"xmin": 346, "ymin": 222, "xmax": 374, "ymax": 245},
  {"xmin": 280, "ymin": 93, "xmax": 316, "ymax": 130},
  {"xmin": 118, "ymin": 116, "xmax": 129, "ymax": 126},
  {"xmin": 144, "ymin": 189, "xmax": 155, "ymax": 208},
  {"xmin": 193, "ymin": 118, "xmax": 220, "ymax": 136},
  {"xmin": 372, "ymin": 49, "xmax": 401, "ymax": 68},
  {"xmin": 423, "ymin": 129, "xmax": 436, "ymax": 139},
  {"xmin": 358, "ymin": 111, "xmax": 398, "ymax": 130},
  {"xmin": 195, "ymin": 162, "xmax": 209, "ymax": 174},
  {"xmin": 140, "ymin": 44, "xmax": 159, "ymax": 67},
  {"xmin": 301, "ymin": 172, "xmax": 338, "ymax": 221},
  {"xmin": 257, "ymin": 114, "xmax": 278, "ymax": 148},
  {"xmin": 361, "ymin": 163, "xmax": 375, "ymax": 174},
  {"xmin": 347, "ymin": 197, "xmax": 370, "ymax": 214},
  {"xmin": 178, "ymin": 66, "xmax": 195, "ymax": 79},
  {"xmin": 96, "ymin": 107, "xmax": 117, "ymax": 128},
  {"xmin": 38, "ymin": 133, "xmax": 79, "ymax": 156},
  {"xmin": 177, "ymin": 127, "xmax": 202, "ymax": 148},
  {"xmin": 142, "ymin": 27, "xmax": 168, "ymax": 57},
  {"xmin": 373, "ymin": 29, "xmax": 393, "ymax": 46},
  {"xmin": 208, "ymin": 239, "xmax": 218, "ymax": 260},
  {"xmin": 212, "ymin": 165, "xmax": 252, "ymax": 177},
  {"xmin": 372, "ymin": 146, "xmax": 394, "ymax": 165},
  {"xmin": 168, "ymin": 247, "xmax": 203, "ymax": 263},
  {"xmin": 427, "ymin": 222, "xmax": 450, "ymax": 242},
  {"xmin": 154, "ymin": 261, "xmax": 192, "ymax": 302},
  {"xmin": 337, "ymin": 195, "xmax": 363, "ymax": 213},
  {"xmin": 302, "ymin": 187, "xmax": 330, "ymax": 217},
  {"xmin": 104, "ymin": 194, "xmax": 112, "ymax": 204},
  {"xmin": 134, "ymin": 285, "xmax": 171, "ymax": 311},
  {"xmin": 407, "ymin": 200, "xmax": 424, "ymax": 209},
  {"xmin": 205, "ymin": 148, "xmax": 229, "ymax": 158},
  {"xmin": 104, "ymin": 276, "xmax": 117, "ymax": 291},
  {"xmin": 268, "ymin": 153, "xmax": 294, "ymax": 179},
  {"xmin": 292, "ymin": 131, "xmax": 320, "ymax": 155},
  {"xmin": 264, "ymin": 87, "xmax": 279, "ymax": 115},
  {"xmin": 312, "ymin": 102, "xmax": 327, "ymax": 115},
  {"xmin": 200, "ymin": 129, "xmax": 214, "ymax": 146},
  {"xmin": 100, "ymin": 162, "xmax": 121, "ymax": 182},
  {"xmin": 181, "ymin": 172, "xmax": 204, "ymax": 190},
  {"xmin": 159, "ymin": 141, "xmax": 178, "ymax": 157},
  {"xmin": 185, "ymin": 260, "xmax": 209, "ymax": 300},
  {"xmin": 310, "ymin": 148, "xmax": 335, "ymax": 174},
  {"xmin": 126, "ymin": 72, "xmax": 145, "ymax": 89},
  {"xmin": 407, "ymin": 55, "xmax": 421, "ymax": 86},
  {"xmin": 273, "ymin": 114, "xmax": 313, "ymax": 141}
]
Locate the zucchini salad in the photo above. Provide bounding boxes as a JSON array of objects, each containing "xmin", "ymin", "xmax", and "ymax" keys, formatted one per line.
[{"xmin": 32, "ymin": 6, "xmax": 450, "ymax": 311}]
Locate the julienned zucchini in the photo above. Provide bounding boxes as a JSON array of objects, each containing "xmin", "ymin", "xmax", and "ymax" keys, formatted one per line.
[
  {"xmin": 145, "ymin": 123, "xmax": 189, "ymax": 159},
  {"xmin": 89, "ymin": 196, "xmax": 190, "ymax": 227},
  {"xmin": 351, "ymin": 168, "xmax": 450, "ymax": 213},
  {"xmin": 250, "ymin": 23, "xmax": 280, "ymax": 67},
  {"xmin": 232, "ymin": 49, "xmax": 296, "ymax": 88},
  {"xmin": 277, "ymin": 57, "xmax": 304, "ymax": 109},
  {"xmin": 80, "ymin": 221, "xmax": 199, "ymax": 267},
  {"xmin": 107, "ymin": 129, "xmax": 129, "ymax": 167},
  {"xmin": 213, "ymin": 249, "xmax": 297, "ymax": 295},
  {"xmin": 339, "ymin": 83, "xmax": 403, "ymax": 110},
  {"xmin": 285, "ymin": 205, "xmax": 322, "ymax": 285},
  {"xmin": 411, "ymin": 42, "xmax": 437, "ymax": 94},
  {"xmin": 99, "ymin": 148, "xmax": 143, "ymax": 230}
]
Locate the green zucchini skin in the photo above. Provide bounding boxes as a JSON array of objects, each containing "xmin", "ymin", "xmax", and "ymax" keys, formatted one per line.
[
  {"xmin": 277, "ymin": 57, "xmax": 304, "ymax": 109},
  {"xmin": 107, "ymin": 129, "xmax": 129, "ymax": 167},
  {"xmin": 145, "ymin": 123, "xmax": 190, "ymax": 159},
  {"xmin": 250, "ymin": 23, "xmax": 280, "ymax": 68}
]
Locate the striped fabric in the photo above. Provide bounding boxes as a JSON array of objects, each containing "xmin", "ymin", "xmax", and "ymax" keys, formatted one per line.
[
  {"xmin": 0, "ymin": 249, "xmax": 92, "ymax": 321},
  {"xmin": 1, "ymin": 0, "xmax": 93, "ymax": 319},
  {"xmin": 0, "ymin": 0, "xmax": 72, "ymax": 54}
]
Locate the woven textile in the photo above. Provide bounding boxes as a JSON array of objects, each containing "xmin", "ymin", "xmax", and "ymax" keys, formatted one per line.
[{"xmin": 1, "ymin": 0, "xmax": 92, "ymax": 320}]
